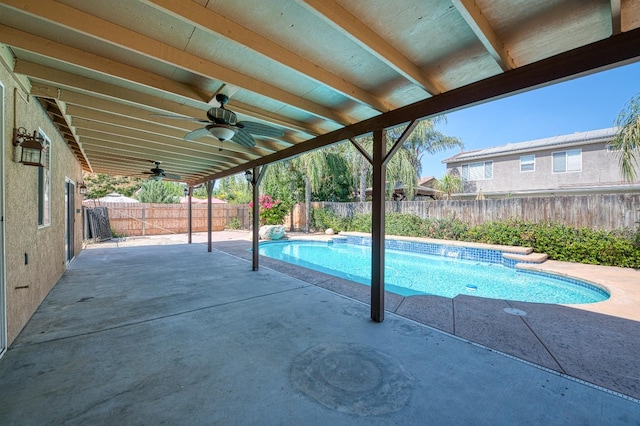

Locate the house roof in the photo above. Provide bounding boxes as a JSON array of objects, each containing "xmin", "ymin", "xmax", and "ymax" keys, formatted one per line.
[
  {"xmin": 442, "ymin": 127, "xmax": 618, "ymax": 163},
  {"xmin": 1, "ymin": 2, "xmax": 639, "ymax": 185}
]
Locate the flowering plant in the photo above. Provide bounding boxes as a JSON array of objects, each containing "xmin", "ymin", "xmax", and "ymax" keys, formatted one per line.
[{"xmin": 248, "ymin": 194, "xmax": 290, "ymax": 225}]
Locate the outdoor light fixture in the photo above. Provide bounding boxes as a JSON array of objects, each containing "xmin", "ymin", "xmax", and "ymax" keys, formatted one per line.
[
  {"xmin": 183, "ymin": 187, "xmax": 189, "ymax": 196},
  {"xmin": 13, "ymin": 127, "xmax": 45, "ymax": 167},
  {"xmin": 78, "ymin": 182, "xmax": 87, "ymax": 195},
  {"xmin": 208, "ymin": 125, "xmax": 236, "ymax": 142},
  {"xmin": 245, "ymin": 169, "xmax": 254, "ymax": 184}
]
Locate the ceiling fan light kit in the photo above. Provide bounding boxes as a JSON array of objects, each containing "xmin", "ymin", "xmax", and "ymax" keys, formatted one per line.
[{"xmin": 208, "ymin": 125, "xmax": 236, "ymax": 142}]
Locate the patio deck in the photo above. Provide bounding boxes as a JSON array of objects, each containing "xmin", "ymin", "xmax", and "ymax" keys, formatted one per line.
[{"xmin": 0, "ymin": 231, "xmax": 638, "ymax": 424}]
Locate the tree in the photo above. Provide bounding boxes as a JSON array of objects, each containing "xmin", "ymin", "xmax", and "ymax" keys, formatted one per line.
[
  {"xmin": 612, "ymin": 94, "xmax": 640, "ymax": 182},
  {"xmin": 83, "ymin": 173, "xmax": 143, "ymax": 199},
  {"xmin": 435, "ymin": 173, "xmax": 463, "ymax": 199},
  {"xmin": 135, "ymin": 180, "xmax": 182, "ymax": 203},
  {"xmin": 210, "ymin": 175, "xmax": 252, "ymax": 203},
  {"xmin": 389, "ymin": 117, "xmax": 463, "ymax": 177}
]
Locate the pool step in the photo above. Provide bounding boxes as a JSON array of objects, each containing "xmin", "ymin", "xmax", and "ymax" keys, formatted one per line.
[{"xmin": 503, "ymin": 252, "xmax": 548, "ymax": 264}]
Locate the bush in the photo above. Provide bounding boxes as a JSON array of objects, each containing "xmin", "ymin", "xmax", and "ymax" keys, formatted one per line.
[
  {"xmin": 385, "ymin": 213, "xmax": 426, "ymax": 236},
  {"xmin": 227, "ymin": 217, "xmax": 242, "ymax": 230},
  {"xmin": 423, "ymin": 216, "xmax": 469, "ymax": 240},
  {"xmin": 310, "ymin": 207, "xmax": 347, "ymax": 232}
]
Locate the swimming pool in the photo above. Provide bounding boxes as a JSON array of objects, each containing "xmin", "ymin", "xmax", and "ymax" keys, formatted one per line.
[{"xmin": 258, "ymin": 240, "xmax": 609, "ymax": 304}]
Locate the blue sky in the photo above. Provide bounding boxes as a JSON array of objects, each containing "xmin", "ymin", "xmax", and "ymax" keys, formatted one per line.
[{"xmin": 420, "ymin": 60, "xmax": 640, "ymax": 178}]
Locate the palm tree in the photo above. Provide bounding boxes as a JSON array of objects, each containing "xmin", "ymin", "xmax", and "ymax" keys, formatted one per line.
[
  {"xmin": 435, "ymin": 173, "xmax": 463, "ymax": 200},
  {"xmin": 612, "ymin": 94, "xmax": 640, "ymax": 182},
  {"xmin": 388, "ymin": 117, "xmax": 463, "ymax": 177}
]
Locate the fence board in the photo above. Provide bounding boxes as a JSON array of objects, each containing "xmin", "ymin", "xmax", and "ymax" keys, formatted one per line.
[
  {"xmin": 83, "ymin": 202, "xmax": 250, "ymax": 237},
  {"xmin": 322, "ymin": 194, "xmax": 640, "ymax": 230}
]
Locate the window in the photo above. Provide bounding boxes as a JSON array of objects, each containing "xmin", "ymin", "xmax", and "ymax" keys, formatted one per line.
[
  {"xmin": 552, "ymin": 149, "xmax": 581, "ymax": 173},
  {"xmin": 37, "ymin": 131, "xmax": 51, "ymax": 227},
  {"xmin": 520, "ymin": 154, "xmax": 535, "ymax": 172},
  {"xmin": 462, "ymin": 161, "xmax": 492, "ymax": 181}
]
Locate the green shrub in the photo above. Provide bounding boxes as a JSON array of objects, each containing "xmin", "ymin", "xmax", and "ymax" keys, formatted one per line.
[
  {"xmin": 310, "ymin": 207, "xmax": 348, "ymax": 232},
  {"xmin": 385, "ymin": 213, "xmax": 426, "ymax": 236},
  {"xmin": 227, "ymin": 217, "xmax": 242, "ymax": 230},
  {"xmin": 423, "ymin": 216, "xmax": 469, "ymax": 240}
]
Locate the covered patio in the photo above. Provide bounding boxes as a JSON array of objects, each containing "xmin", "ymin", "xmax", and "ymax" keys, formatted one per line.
[{"xmin": 0, "ymin": 235, "xmax": 638, "ymax": 424}]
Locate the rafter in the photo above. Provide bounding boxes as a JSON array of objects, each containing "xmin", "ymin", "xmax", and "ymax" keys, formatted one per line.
[
  {"xmin": 450, "ymin": 0, "xmax": 516, "ymax": 71},
  {"xmin": 298, "ymin": 0, "xmax": 444, "ymax": 95},
  {"xmin": 143, "ymin": 0, "xmax": 395, "ymax": 113},
  {"xmin": 611, "ymin": 0, "xmax": 622, "ymax": 34},
  {"xmin": 29, "ymin": 82, "xmax": 312, "ymax": 142},
  {"xmin": 68, "ymin": 107, "xmax": 277, "ymax": 156},
  {"xmin": 1, "ymin": 0, "xmax": 353, "ymax": 126}
]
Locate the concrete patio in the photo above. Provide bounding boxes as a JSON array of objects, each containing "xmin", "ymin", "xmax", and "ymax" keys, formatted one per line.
[{"xmin": 0, "ymin": 232, "xmax": 638, "ymax": 424}]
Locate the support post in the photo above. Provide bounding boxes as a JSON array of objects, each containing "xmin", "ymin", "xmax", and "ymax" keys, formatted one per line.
[
  {"xmin": 206, "ymin": 180, "xmax": 215, "ymax": 252},
  {"xmin": 251, "ymin": 166, "xmax": 260, "ymax": 271},
  {"xmin": 371, "ymin": 129, "xmax": 386, "ymax": 322},
  {"xmin": 187, "ymin": 186, "xmax": 193, "ymax": 244}
]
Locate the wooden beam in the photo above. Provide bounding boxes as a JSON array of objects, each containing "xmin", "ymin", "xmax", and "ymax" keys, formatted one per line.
[
  {"xmin": 144, "ymin": 0, "xmax": 395, "ymax": 113},
  {"xmin": 370, "ymin": 128, "xmax": 385, "ymax": 322},
  {"xmin": 2, "ymin": 0, "xmax": 354, "ymax": 126},
  {"xmin": 299, "ymin": 0, "xmax": 445, "ymax": 95},
  {"xmin": 451, "ymin": 0, "xmax": 516, "ymax": 71},
  {"xmin": 611, "ymin": 0, "xmax": 622, "ymax": 35}
]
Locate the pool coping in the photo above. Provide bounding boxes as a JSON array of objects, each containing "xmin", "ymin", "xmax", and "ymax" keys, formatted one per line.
[{"xmin": 283, "ymin": 232, "xmax": 640, "ymax": 322}]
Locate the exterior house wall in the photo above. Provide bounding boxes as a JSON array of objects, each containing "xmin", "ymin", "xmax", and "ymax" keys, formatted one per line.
[
  {"xmin": 446, "ymin": 138, "xmax": 635, "ymax": 195},
  {"xmin": 2, "ymin": 58, "xmax": 84, "ymax": 344}
]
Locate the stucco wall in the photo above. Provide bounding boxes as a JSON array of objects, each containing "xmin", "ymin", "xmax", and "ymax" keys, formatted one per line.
[
  {"xmin": 2, "ymin": 60, "xmax": 84, "ymax": 344},
  {"xmin": 446, "ymin": 142, "xmax": 634, "ymax": 194}
]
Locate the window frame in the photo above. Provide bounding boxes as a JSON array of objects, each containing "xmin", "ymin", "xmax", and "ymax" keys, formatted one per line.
[
  {"xmin": 520, "ymin": 154, "xmax": 535, "ymax": 173},
  {"xmin": 37, "ymin": 130, "xmax": 51, "ymax": 228},
  {"xmin": 461, "ymin": 161, "xmax": 493, "ymax": 181},
  {"xmin": 551, "ymin": 148, "xmax": 582, "ymax": 174}
]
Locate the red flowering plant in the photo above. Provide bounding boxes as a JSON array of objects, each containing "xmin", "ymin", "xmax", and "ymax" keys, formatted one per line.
[{"xmin": 248, "ymin": 194, "xmax": 290, "ymax": 225}]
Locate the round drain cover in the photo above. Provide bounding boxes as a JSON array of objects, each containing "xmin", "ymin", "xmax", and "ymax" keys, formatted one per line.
[{"xmin": 504, "ymin": 308, "xmax": 527, "ymax": 316}]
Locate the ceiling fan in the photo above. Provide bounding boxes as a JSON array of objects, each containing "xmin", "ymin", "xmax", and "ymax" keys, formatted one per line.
[
  {"xmin": 157, "ymin": 94, "xmax": 284, "ymax": 148},
  {"xmin": 143, "ymin": 161, "xmax": 181, "ymax": 181}
]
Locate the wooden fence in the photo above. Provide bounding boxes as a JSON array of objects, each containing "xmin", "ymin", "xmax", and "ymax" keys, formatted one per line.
[
  {"xmin": 321, "ymin": 194, "xmax": 640, "ymax": 230},
  {"xmin": 83, "ymin": 202, "xmax": 250, "ymax": 237}
]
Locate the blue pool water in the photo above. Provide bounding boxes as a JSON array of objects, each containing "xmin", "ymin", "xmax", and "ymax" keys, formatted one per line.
[{"xmin": 258, "ymin": 240, "xmax": 609, "ymax": 304}]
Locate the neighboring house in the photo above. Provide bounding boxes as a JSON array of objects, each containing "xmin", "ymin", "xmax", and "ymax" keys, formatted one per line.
[{"xmin": 443, "ymin": 128, "xmax": 640, "ymax": 198}]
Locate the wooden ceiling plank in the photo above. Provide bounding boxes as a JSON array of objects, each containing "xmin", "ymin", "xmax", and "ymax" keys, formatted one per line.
[
  {"xmin": 194, "ymin": 27, "xmax": 640, "ymax": 185},
  {"xmin": 0, "ymin": 24, "xmax": 207, "ymax": 101},
  {"xmin": 74, "ymin": 124, "xmax": 260, "ymax": 161},
  {"xmin": 69, "ymin": 108, "xmax": 273, "ymax": 157},
  {"xmin": 66, "ymin": 105, "xmax": 280, "ymax": 154},
  {"xmin": 450, "ymin": 0, "xmax": 516, "ymax": 71},
  {"xmin": 29, "ymin": 81, "xmax": 314, "ymax": 139},
  {"xmin": 83, "ymin": 145, "xmax": 229, "ymax": 170},
  {"xmin": 611, "ymin": 0, "xmax": 622, "ymax": 35},
  {"xmin": 299, "ymin": 0, "xmax": 444, "ymax": 95},
  {"xmin": 2, "ymin": 0, "xmax": 354, "ymax": 125},
  {"xmin": 143, "ymin": 0, "xmax": 395, "ymax": 113},
  {"xmin": 80, "ymin": 137, "xmax": 237, "ymax": 169}
]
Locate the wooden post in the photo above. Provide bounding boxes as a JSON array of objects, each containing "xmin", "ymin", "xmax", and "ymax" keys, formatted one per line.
[
  {"xmin": 187, "ymin": 186, "xmax": 193, "ymax": 244},
  {"xmin": 370, "ymin": 129, "xmax": 385, "ymax": 322}
]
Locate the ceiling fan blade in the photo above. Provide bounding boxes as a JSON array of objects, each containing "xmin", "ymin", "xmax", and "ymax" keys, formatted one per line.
[
  {"xmin": 151, "ymin": 113, "xmax": 209, "ymax": 124},
  {"xmin": 163, "ymin": 173, "xmax": 181, "ymax": 181},
  {"xmin": 184, "ymin": 127, "xmax": 211, "ymax": 141},
  {"xmin": 231, "ymin": 129, "xmax": 256, "ymax": 147},
  {"xmin": 237, "ymin": 121, "xmax": 284, "ymax": 137}
]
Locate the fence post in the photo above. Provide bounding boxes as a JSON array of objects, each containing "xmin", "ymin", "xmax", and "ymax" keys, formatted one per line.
[{"xmin": 141, "ymin": 206, "xmax": 146, "ymax": 236}]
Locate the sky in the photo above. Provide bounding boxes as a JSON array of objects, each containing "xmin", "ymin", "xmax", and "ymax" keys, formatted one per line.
[{"xmin": 420, "ymin": 60, "xmax": 640, "ymax": 178}]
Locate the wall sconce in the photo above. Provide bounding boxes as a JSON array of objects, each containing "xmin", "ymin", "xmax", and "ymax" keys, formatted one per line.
[
  {"xmin": 245, "ymin": 169, "xmax": 255, "ymax": 185},
  {"xmin": 183, "ymin": 187, "xmax": 189, "ymax": 196},
  {"xmin": 78, "ymin": 182, "xmax": 87, "ymax": 195},
  {"xmin": 13, "ymin": 127, "xmax": 45, "ymax": 167}
]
